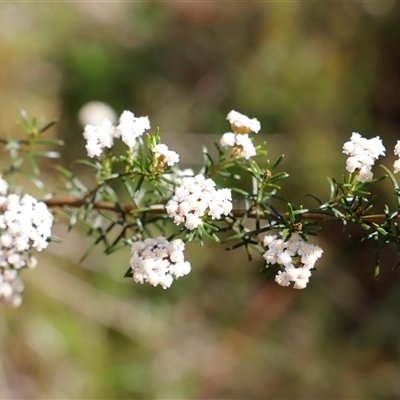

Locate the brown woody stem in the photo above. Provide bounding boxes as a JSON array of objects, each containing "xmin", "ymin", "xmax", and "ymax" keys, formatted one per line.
[{"xmin": 44, "ymin": 197, "xmax": 397, "ymax": 223}]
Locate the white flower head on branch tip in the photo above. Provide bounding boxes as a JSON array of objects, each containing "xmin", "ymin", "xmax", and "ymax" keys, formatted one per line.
[
  {"xmin": 83, "ymin": 118, "xmax": 115, "ymax": 158},
  {"xmin": 226, "ymin": 110, "xmax": 261, "ymax": 134},
  {"xmin": 342, "ymin": 132, "xmax": 386, "ymax": 182},
  {"xmin": 115, "ymin": 110, "xmax": 150, "ymax": 149},
  {"xmin": 166, "ymin": 174, "xmax": 232, "ymax": 230},
  {"xmin": 393, "ymin": 141, "xmax": 400, "ymax": 174},
  {"xmin": 220, "ymin": 132, "xmax": 256, "ymax": 159},
  {"xmin": 263, "ymin": 232, "xmax": 323, "ymax": 290},
  {"xmin": 153, "ymin": 143, "xmax": 180, "ymax": 167},
  {"xmin": 82, "ymin": 110, "xmax": 151, "ymax": 157},
  {"xmin": 0, "ymin": 188, "xmax": 53, "ymax": 270},
  {"xmin": 129, "ymin": 237, "xmax": 191, "ymax": 289}
]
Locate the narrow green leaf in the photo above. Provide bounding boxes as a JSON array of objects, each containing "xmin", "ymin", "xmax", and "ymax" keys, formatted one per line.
[
  {"xmin": 223, "ymin": 231, "xmax": 247, "ymax": 241},
  {"xmin": 75, "ymin": 159, "xmax": 103, "ymax": 170},
  {"xmin": 38, "ymin": 120, "xmax": 58, "ymax": 134},
  {"xmin": 304, "ymin": 193, "xmax": 323, "ymax": 205},
  {"xmin": 106, "ymin": 239, "xmax": 129, "ymax": 255},
  {"xmin": 15, "ymin": 169, "xmax": 44, "ymax": 189},
  {"xmin": 244, "ymin": 243, "xmax": 253, "ymax": 261},
  {"xmin": 375, "ymin": 226, "xmax": 388, "ymax": 235},
  {"xmin": 214, "ymin": 141, "xmax": 225, "ymax": 158},
  {"xmin": 202, "ymin": 221, "xmax": 219, "ymax": 232},
  {"xmin": 79, "ymin": 241, "xmax": 98, "ymax": 263},
  {"xmin": 327, "ymin": 177, "xmax": 336, "ymax": 202},
  {"xmin": 83, "ymin": 200, "xmax": 95, "ymax": 220},
  {"xmin": 124, "ymin": 267, "xmax": 134, "ymax": 278},
  {"xmin": 381, "ymin": 164, "xmax": 398, "ymax": 189},
  {"xmin": 150, "ymin": 179, "xmax": 165, "ymax": 197},
  {"xmin": 248, "ymin": 159, "xmax": 262, "ymax": 174},
  {"xmin": 271, "ymin": 154, "xmax": 285, "ymax": 171},
  {"xmin": 99, "ymin": 173, "xmax": 120, "ymax": 182},
  {"xmin": 23, "ymin": 152, "xmax": 40, "ymax": 175},
  {"xmin": 225, "ymin": 240, "xmax": 247, "ymax": 250},
  {"xmin": 49, "ymin": 235, "xmax": 62, "ymax": 243},
  {"xmin": 187, "ymin": 229, "xmax": 197, "ymax": 242},
  {"xmin": 393, "ymin": 257, "xmax": 400, "ymax": 271},
  {"xmin": 135, "ymin": 175, "xmax": 145, "ymax": 194},
  {"xmin": 122, "ymin": 176, "xmax": 137, "ymax": 202},
  {"xmin": 230, "ymin": 187, "xmax": 250, "ymax": 196},
  {"xmin": 69, "ymin": 211, "xmax": 79, "ymax": 230},
  {"xmin": 287, "ymin": 203, "xmax": 295, "ymax": 221},
  {"xmin": 19, "ymin": 109, "xmax": 30, "ymax": 129},
  {"xmin": 269, "ymin": 172, "xmax": 290, "ymax": 183},
  {"xmin": 202, "ymin": 146, "xmax": 214, "ymax": 166},
  {"xmin": 200, "ymin": 225, "xmax": 219, "ymax": 242},
  {"xmin": 31, "ymin": 151, "xmax": 61, "ymax": 159},
  {"xmin": 374, "ymin": 264, "xmax": 380, "ymax": 280}
]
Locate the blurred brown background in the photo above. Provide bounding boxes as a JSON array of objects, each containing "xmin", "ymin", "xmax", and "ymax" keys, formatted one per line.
[{"xmin": 1, "ymin": 2, "xmax": 400, "ymax": 398}]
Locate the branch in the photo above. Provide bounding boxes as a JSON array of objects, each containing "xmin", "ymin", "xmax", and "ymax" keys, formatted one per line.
[{"xmin": 44, "ymin": 197, "xmax": 399, "ymax": 223}]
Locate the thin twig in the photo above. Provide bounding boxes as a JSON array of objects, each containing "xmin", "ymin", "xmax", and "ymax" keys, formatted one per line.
[{"xmin": 44, "ymin": 196, "xmax": 397, "ymax": 223}]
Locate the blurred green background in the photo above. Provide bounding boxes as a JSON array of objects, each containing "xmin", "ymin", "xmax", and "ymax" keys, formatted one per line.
[{"xmin": 1, "ymin": 2, "xmax": 400, "ymax": 398}]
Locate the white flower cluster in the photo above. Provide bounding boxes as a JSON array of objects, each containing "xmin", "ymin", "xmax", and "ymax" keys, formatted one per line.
[
  {"xmin": 220, "ymin": 110, "xmax": 260, "ymax": 159},
  {"xmin": 83, "ymin": 118, "xmax": 115, "ymax": 158},
  {"xmin": 263, "ymin": 232, "xmax": 323, "ymax": 290},
  {"xmin": 0, "ymin": 193, "xmax": 53, "ymax": 268},
  {"xmin": 227, "ymin": 110, "xmax": 261, "ymax": 134},
  {"xmin": 166, "ymin": 174, "xmax": 232, "ymax": 230},
  {"xmin": 220, "ymin": 132, "xmax": 256, "ymax": 159},
  {"xmin": 130, "ymin": 237, "xmax": 191, "ymax": 289},
  {"xmin": 116, "ymin": 110, "xmax": 151, "ymax": 149},
  {"xmin": 0, "ymin": 268, "xmax": 24, "ymax": 307},
  {"xmin": 342, "ymin": 132, "xmax": 386, "ymax": 182},
  {"xmin": 82, "ymin": 110, "xmax": 150, "ymax": 157},
  {"xmin": 393, "ymin": 141, "xmax": 400, "ymax": 174},
  {"xmin": 0, "ymin": 176, "xmax": 53, "ymax": 307},
  {"xmin": 153, "ymin": 143, "xmax": 179, "ymax": 167}
]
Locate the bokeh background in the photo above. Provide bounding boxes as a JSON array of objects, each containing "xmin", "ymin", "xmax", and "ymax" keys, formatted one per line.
[{"xmin": 1, "ymin": 2, "xmax": 400, "ymax": 398}]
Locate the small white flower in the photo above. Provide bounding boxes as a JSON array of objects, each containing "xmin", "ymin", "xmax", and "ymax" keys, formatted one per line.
[
  {"xmin": 346, "ymin": 156, "xmax": 361, "ymax": 173},
  {"xmin": 263, "ymin": 232, "xmax": 323, "ymax": 290},
  {"xmin": 263, "ymin": 235, "xmax": 277, "ymax": 247},
  {"xmin": 395, "ymin": 141, "xmax": 400, "ymax": 156},
  {"xmin": 394, "ymin": 159, "xmax": 400, "ymax": 174},
  {"xmin": 129, "ymin": 237, "xmax": 191, "ymax": 289},
  {"xmin": 0, "ymin": 193, "xmax": 53, "ymax": 275},
  {"xmin": 82, "ymin": 110, "xmax": 151, "ymax": 155},
  {"xmin": 342, "ymin": 132, "xmax": 385, "ymax": 182},
  {"xmin": 82, "ymin": 118, "xmax": 115, "ymax": 158},
  {"xmin": 115, "ymin": 111, "xmax": 150, "ymax": 148},
  {"xmin": 85, "ymin": 142, "xmax": 102, "ymax": 158},
  {"xmin": 220, "ymin": 132, "xmax": 236, "ymax": 147},
  {"xmin": 358, "ymin": 167, "xmax": 373, "ymax": 183},
  {"xmin": 235, "ymin": 133, "xmax": 256, "ymax": 159},
  {"xmin": 276, "ymin": 251, "xmax": 292, "ymax": 268},
  {"xmin": 227, "ymin": 110, "xmax": 261, "ymax": 134},
  {"xmin": 393, "ymin": 141, "xmax": 400, "ymax": 174},
  {"xmin": 275, "ymin": 271, "xmax": 291, "ymax": 287},
  {"xmin": 96, "ymin": 119, "xmax": 115, "ymax": 148},
  {"xmin": 220, "ymin": 132, "xmax": 256, "ymax": 160},
  {"xmin": 153, "ymin": 144, "xmax": 180, "ymax": 167}
]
